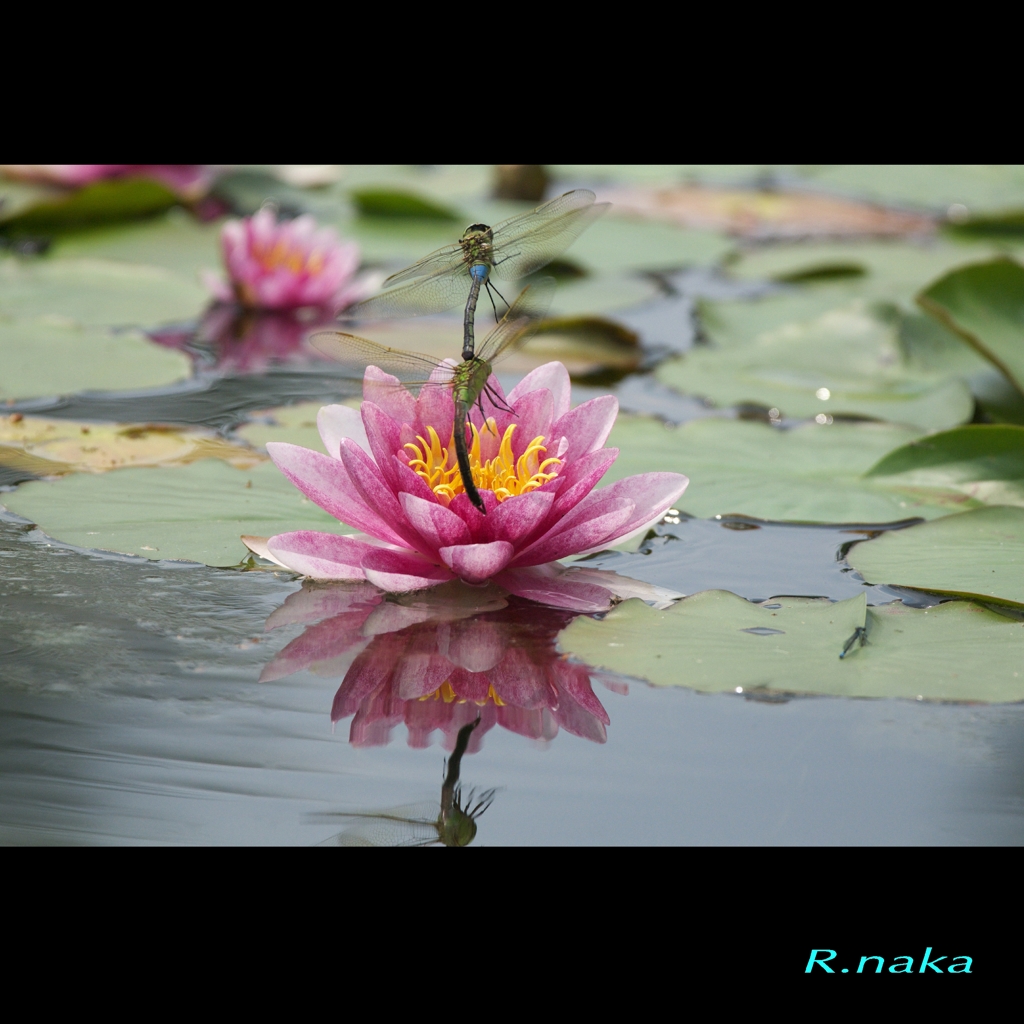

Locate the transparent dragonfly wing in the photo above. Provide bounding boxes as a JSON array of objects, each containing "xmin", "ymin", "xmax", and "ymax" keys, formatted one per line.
[
  {"xmin": 476, "ymin": 278, "xmax": 556, "ymax": 365},
  {"xmin": 317, "ymin": 803, "xmax": 443, "ymax": 847},
  {"xmin": 309, "ymin": 330, "xmax": 455, "ymax": 392},
  {"xmin": 380, "ymin": 242, "xmax": 465, "ymax": 287},
  {"xmin": 490, "ymin": 197, "xmax": 610, "ymax": 280},
  {"xmin": 350, "ymin": 266, "xmax": 472, "ymax": 321}
]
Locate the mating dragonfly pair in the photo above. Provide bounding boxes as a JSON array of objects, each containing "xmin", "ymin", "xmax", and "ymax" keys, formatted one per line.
[{"xmin": 312, "ymin": 188, "xmax": 609, "ymax": 513}]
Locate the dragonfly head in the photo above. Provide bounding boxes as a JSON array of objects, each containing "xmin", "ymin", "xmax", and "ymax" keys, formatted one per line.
[
  {"xmin": 460, "ymin": 224, "xmax": 494, "ymax": 257},
  {"xmin": 438, "ymin": 784, "xmax": 495, "ymax": 847}
]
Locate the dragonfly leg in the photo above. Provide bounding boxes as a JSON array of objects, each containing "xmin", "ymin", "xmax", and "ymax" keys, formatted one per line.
[
  {"xmin": 484, "ymin": 382, "xmax": 516, "ymax": 416},
  {"xmin": 484, "ymin": 279, "xmax": 511, "ymax": 323}
]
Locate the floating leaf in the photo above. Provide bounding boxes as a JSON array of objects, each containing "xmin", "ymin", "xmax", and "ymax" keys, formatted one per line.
[
  {"xmin": 0, "ymin": 321, "xmax": 190, "ymax": 400},
  {"xmin": 864, "ymin": 425, "xmax": 1024, "ymax": 508},
  {"xmin": 558, "ymin": 591, "xmax": 1024, "ymax": 702},
  {"xmin": 52, "ymin": 208, "xmax": 223, "ymax": 279},
  {"xmin": 0, "ymin": 414, "xmax": 260, "ymax": 474},
  {"xmin": 2, "ymin": 458, "xmax": 344, "ymax": 567},
  {"xmin": 728, "ymin": 239, "xmax": 1024, "ymax": 307},
  {"xmin": 917, "ymin": 256, "xmax": 1024, "ymax": 395},
  {"xmin": 350, "ymin": 188, "xmax": 458, "ymax": 220},
  {"xmin": 0, "ymin": 256, "xmax": 208, "ymax": 328},
  {"xmin": 657, "ymin": 303, "xmax": 973, "ymax": 430},
  {"xmin": 0, "ymin": 177, "xmax": 178, "ymax": 235},
  {"xmin": 236, "ymin": 401, "xmax": 333, "ymax": 454},
  {"xmin": 600, "ymin": 185, "xmax": 935, "ymax": 240},
  {"xmin": 846, "ymin": 505, "xmax": 1024, "ymax": 607},
  {"xmin": 604, "ymin": 414, "xmax": 947, "ymax": 522}
]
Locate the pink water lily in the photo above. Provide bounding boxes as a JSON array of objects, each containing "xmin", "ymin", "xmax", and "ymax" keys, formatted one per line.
[
  {"xmin": 203, "ymin": 207, "xmax": 376, "ymax": 312},
  {"xmin": 247, "ymin": 361, "xmax": 688, "ymax": 612}
]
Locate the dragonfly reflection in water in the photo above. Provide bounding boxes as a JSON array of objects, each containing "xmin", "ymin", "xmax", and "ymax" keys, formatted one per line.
[
  {"xmin": 316, "ymin": 718, "xmax": 495, "ymax": 847},
  {"xmin": 350, "ymin": 189, "xmax": 608, "ymax": 360},
  {"xmin": 311, "ymin": 279, "xmax": 554, "ymax": 514}
]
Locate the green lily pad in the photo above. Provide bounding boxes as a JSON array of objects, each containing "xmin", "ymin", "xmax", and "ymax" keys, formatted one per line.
[
  {"xmin": 917, "ymin": 257, "xmax": 1024, "ymax": 395},
  {"xmin": 350, "ymin": 188, "xmax": 459, "ymax": 220},
  {"xmin": 657, "ymin": 302, "xmax": 973, "ymax": 430},
  {"xmin": 558, "ymin": 591, "xmax": 1024, "ymax": 702},
  {"xmin": 793, "ymin": 165, "xmax": 1024, "ymax": 216},
  {"xmin": 729, "ymin": 240, "xmax": 1024, "ymax": 307},
  {"xmin": 236, "ymin": 402, "xmax": 333, "ymax": 454},
  {"xmin": 846, "ymin": 505, "xmax": 1024, "ymax": 608},
  {"xmin": 0, "ymin": 177, "xmax": 178, "ymax": 236},
  {"xmin": 2, "ymin": 457, "xmax": 344, "ymax": 567},
  {"xmin": 52, "ymin": 208, "xmax": 224, "ymax": 279},
  {"xmin": 865, "ymin": 425, "xmax": 1024, "ymax": 508},
  {"xmin": 604, "ymin": 414, "xmax": 950, "ymax": 522},
  {"xmin": 0, "ymin": 320, "xmax": 190, "ymax": 400},
  {"xmin": 0, "ymin": 256, "xmax": 208, "ymax": 328}
]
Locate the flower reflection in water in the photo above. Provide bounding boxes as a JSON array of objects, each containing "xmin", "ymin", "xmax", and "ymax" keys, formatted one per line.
[
  {"xmin": 315, "ymin": 718, "xmax": 495, "ymax": 847},
  {"xmin": 150, "ymin": 303, "xmax": 342, "ymax": 375},
  {"xmin": 260, "ymin": 576, "xmax": 654, "ymax": 750}
]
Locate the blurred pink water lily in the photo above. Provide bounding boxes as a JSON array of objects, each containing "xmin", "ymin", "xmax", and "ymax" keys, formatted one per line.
[
  {"xmin": 260, "ymin": 579, "xmax": 621, "ymax": 749},
  {"xmin": 202, "ymin": 208, "xmax": 377, "ymax": 312},
  {"xmin": 0, "ymin": 164, "xmax": 211, "ymax": 199},
  {"xmin": 245, "ymin": 361, "xmax": 688, "ymax": 612}
]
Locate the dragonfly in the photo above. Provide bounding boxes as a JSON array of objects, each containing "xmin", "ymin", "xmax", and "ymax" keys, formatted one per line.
[
  {"xmin": 349, "ymin": 188, "xmax": 608, "ymax": 361},
  {"xmin": 315, "ymin": 719, "xmax": 495, "ymax": 847},
  {"xmin": 311, "ymin": 278, "xmax": 555, "ymax": 515}
]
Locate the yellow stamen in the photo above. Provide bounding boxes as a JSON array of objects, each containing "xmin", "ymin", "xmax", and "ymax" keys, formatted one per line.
[
  {"xmin": 252, "ymin": 237, "xmax": 315, "ymax": 276},
  {"xmin": 417, "ymin": 681, "xmax": 506, "ymax": 706},
  {"xmin": 403, "ymin": 419, "xmax": 561, "ymax": 506}
]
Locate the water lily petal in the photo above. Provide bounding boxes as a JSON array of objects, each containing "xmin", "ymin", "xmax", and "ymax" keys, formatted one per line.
[
  {"xmin": 550, "ymin": 395, "xmax": 619, "ymax": 463},
  {"xmin": 572, "ymin": 472, "xmax": 689, "ymax": 554},
  {"xmin": 337, "ymin": 439, "xmax": 433, "ymax": 554},
  {"xmin": 483, "ymin": 489, "xmax": 556, "ymax": 545},
  {"xmin": 509, "ymin": 499, "xmax": 635, "ymax": 567},
  {"xmin": 509, "ymin": 361, "xmax": 571, "ymax": 421},
  {"xmin": 266, "ymin": 442, "xmax": 408, "ymax": 545},
  {"xmin": 493, "ymin": 565, "xmax": 617, "ymax": 612},
  {"xmin": 267, "ymin": 530, "xmax": 378, "ymax": 580},
  {"xmin": 360, "ymin": 401, "xmax": 404, "ymax": 491},
  {"xmin": 363, "ymin": 365, "xmax": 417, "ymax": 424},
  {"xmin": 394, "ymin": 651, "xmax": 454, "ymax": 700},
  {"xmin": 360, "ymin": 547, "xmax": 454, "ymax": 592},
  {"xmin": 400, "ymin": 492, "xmax": 472, "ymax": 549},
  {"xmin": 547, "ymin": 447, "xmax": 619, "ymax": 520},
  {"xmin": 317, "ymin": 404, "xmax": 370, "ymax": 458},
  {"xmin": 439, "ymin": 541, "xmax": 515, "ymax": 583}
]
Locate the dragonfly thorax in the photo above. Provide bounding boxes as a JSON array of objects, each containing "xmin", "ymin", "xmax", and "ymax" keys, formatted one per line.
[{"xmin": 459, "ymin": 224, "xmax": 494, "ymax": 268}]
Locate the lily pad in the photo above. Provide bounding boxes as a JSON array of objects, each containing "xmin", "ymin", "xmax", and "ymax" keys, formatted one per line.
[
  {"xmin": 657, "ymin": 302, "xmax": 973, "ymax": 429},
  {"xmin": 795, "ymin": 165, "xmax": 1024, "ymax": 216},
  {"xmin": 350, "ymin": 188, "xmax": 459, "ymax": 220},
  {"xmin": 559, "ymin": 591, "xmax": 1024, "ymax": 702},
  {"xmin": 917, "ymin": 257, "xmax": 1024, "ymax": 395},
  {"xmin": 729, "ymin": 240, "xmax": 1024, "ymax": 307},
  {"xmin": 2, "ymin": 458, "xmax": 344, "ymax": 567},
  {"xmin": 236, "ymin": 401, "xmax": 334, "ymax": 454},
  {"xmin": 0, "ymin": 320, "xmax": 190, "ymax": 400},
  {"xmin": 846, "ymin": 505, "xmax": 1024, "ymax": 608},
  {"xmin": 0, "ymin": 256, "xmax": 208, "ymax": 328},
  {"xmin": 52, "ymin": 208, "xmax": 224, "ymax": 279},
  {"xmin": 0, "ymin": 177, "xmax": 178, "ymax": 235},
  {"xmin": 604, "ymin": 414, "xmax": 947, "ymax": 522},
  {"xmin": 865, "ymin": 425, "xmax": 1024, "ymax": 508},
  {"xmin": 0, "ymin": 414, "xmax": 259, "ymax": 474}
]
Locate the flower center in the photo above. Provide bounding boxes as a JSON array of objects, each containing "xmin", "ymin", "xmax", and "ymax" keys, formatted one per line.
[
  {"xmin": 404, "ymin": 419, "xmax": 561, "ymax": 505},
  {"xmin": 418, "ymin": 680, "xmax": 506, "ymax": 706},
  {"xmin": 251, "ymin": 237, "xmax": 325, "ymax": 277}
]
